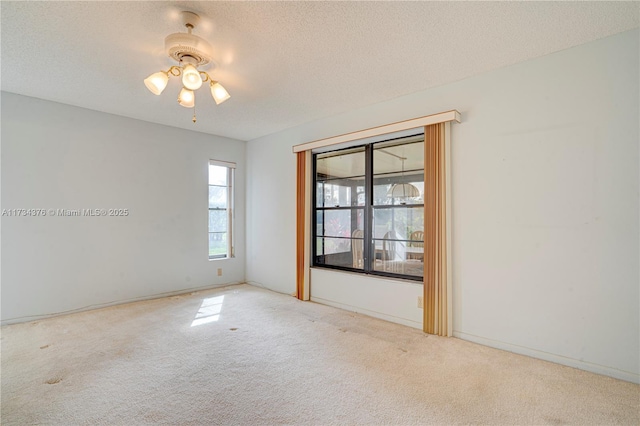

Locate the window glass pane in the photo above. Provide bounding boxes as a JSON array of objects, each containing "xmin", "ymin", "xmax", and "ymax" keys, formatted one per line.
[
  {"xmin": 356, "ymin": 209, "xmax": 365, "ymax": 231},
  {"xmin": 316, "ymin": 179, "xmax": 365, "ymax": 207},
  {"xmin": 372, "ymin": 238, "xmax": 423, "ymax": 277},
  {"xmin": 373, "ymin": 140, "xmax": 424, "ymax": 206},
  {"xmin": 373, "ymin": 233, "xmax": 406, "ymax": 262},
  {"xmin": 317, "ymin": 209, "xmax": 360, "ymax": 238},
  {"xmin": 356, "ymin": 185, "xmax": 365, "ymax": 206},
  {"xmin": 372, "ymin": 228, "xmax": 423, "ymax": 277},
  {"xmin": 372, "ymin": 208, "xmax": 392, "ymax": 240},
  {"xmin": 209, "ymin": 209, "xmax": 227, "ymax": 233},
  {"xmin": 209, "ymin": 186, "xmax": 227, "ymax": 209},
  {"xmin": 315, "ymin": 237, "xmax": 354, "ymax": 268},
  {"xmin": 209, "ymin": 232, "xmax": 227, "ymax": 257},
  {"xmin": 372, "ymin": 206, "xmax": 424, "ymax": 240},
  {"xmin": 373, "ymin": 177, "xmax": 424, "ymax": 206},
  {"xmin": 373, "ymin": 182, "xmax": 392, "ymax": 206},
  {"xmin": 351, "ymin": 232, "xmax": 364, "ymax": 270},
  {"xmin": 374, "ymin": 139, "xmax": 424, "ymax": 174},
  {"xmin": 316, "ymin": 237, "xmax": 351, "ymax": 256},
  {"xmin": 209, "ymin": 165, "xmax": 227, "ymax": 186},
  {"xmin": 316, "ymin": 147, "xmax": 365, "ymax": 180}
]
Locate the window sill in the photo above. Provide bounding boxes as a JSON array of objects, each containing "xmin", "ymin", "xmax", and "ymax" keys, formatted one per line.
[
  {"xmin": 208, "ymin": 256, "xmax": 233, "ymax": 262},
  {"xmin": 310, "ymin": 265, "xmax": 423, "ymax": 285}
]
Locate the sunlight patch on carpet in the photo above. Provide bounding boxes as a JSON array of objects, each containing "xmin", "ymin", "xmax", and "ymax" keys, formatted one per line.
[{"xmin": 191, "ymin": 295, "xmax": 225, "ymax": 326}]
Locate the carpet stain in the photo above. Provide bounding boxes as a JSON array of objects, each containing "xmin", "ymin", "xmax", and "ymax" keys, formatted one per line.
[
  {"xmin": 45, "ymin": 377, "xmax": 62, "ymax": 385},
  {"xmin": 230, "ymin": 328, "xmax": 238, "ymax": 331},
  {"xmin": 40, "ymin": 344, "xmax": 50, "ymax": 349}
]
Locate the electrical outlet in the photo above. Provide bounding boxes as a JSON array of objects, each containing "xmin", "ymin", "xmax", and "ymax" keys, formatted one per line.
[
  {"xmin": 417, "ymin": 296, "xmax": 423, "ymax": 309},
  {"xmin": 217, "ymin": 268, "xmax": 222, "ymax": 276}
]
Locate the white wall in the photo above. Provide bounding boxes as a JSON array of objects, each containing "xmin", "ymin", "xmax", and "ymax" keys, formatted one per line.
[
  {"xmin": 1, "ymin": 93, "xmax": 246, "ymax": 323},
  {"xmin": 310, "ymin": 269, "xmax": 423, "ymax": 329},
  {"xmin": 246, "ymin": 29, "xmax": 639, "ymax": 382}
]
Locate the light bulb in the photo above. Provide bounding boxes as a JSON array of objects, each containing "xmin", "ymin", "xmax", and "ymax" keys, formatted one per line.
[
  {"xmin": 181, "ymin": 64, "xmax": 203, "ymax": 90},
  {"xmin": 210, "ymin": 82, "xmax": 230, "ymax": 105},
  {"xmin": 144, "ymin": 72, "xmax": 169, "ymax": 95},
  {"xmin": 178, "ymin": 88, "xmax": 195, "ymax": 108}
]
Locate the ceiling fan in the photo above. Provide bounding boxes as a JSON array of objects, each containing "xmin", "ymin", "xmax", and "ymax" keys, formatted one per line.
[{"xmin": 144, "ymin": 11, "xmax": 230, "ymax": 123}]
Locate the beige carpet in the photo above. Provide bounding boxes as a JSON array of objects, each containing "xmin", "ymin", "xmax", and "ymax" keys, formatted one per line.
[{"xmin": 2, "ymin": 284, "xmax": 638, "ymax": 425}]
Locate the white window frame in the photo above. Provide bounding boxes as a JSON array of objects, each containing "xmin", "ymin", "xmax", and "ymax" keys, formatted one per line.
[{"xmin": 209, "ymin": 159, "xmax": 235, "ymax": 260}]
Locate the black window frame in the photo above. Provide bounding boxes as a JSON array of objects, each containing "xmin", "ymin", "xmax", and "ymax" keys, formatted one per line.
[{"xmin": 312, "ymin": 134, "xmax": 425, "ymax": 282}]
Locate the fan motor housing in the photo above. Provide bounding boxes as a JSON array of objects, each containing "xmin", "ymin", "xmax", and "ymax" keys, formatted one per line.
[{"xmin": 165, "ymin": 32, "xmax": 213, "ymax": 66}]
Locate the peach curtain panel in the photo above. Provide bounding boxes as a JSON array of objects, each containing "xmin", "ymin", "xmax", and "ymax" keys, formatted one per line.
[
  {"xmin": 423, "ymin": 123, "xmax": 452, "ymax": 336},
  {"xmin": 295, "ymin": 151, "xmax": 311, "ymax": 300}
]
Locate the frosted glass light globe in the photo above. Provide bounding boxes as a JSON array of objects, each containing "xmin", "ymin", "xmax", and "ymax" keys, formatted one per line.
[
  {"xmin": 210, "ymin": 82, "xmax": 230, "ymax": 105},
  {"xmin": 144, "ymin": 72, "xmax": 169, "ymax": 95},
  {"xmin": 178, "ymin": 88, "xmax": 195, "ymax": 108},
  {"xmin": 181, "ymin": 64, "xmax": 203, "ymax": 90}
]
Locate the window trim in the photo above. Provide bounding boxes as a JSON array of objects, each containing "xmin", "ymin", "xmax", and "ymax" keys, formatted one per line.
[{"xmin": 294, "ymin": 110, "xmax": 460, "ymax": 153}]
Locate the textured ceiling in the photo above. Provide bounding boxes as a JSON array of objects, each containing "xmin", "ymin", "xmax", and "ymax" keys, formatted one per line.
[{"xmin": 1, "ymin": 1, "xmax": 638, "ymax": 141}]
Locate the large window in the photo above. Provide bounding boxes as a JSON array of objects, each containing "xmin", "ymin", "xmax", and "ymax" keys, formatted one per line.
[
  {"xmin": 209, "ymin": 160, "xmax": 235, "ymax": 259},
  {"xmin": 313, "ymin": 135, "xmax": 424, "ymax": 280}
]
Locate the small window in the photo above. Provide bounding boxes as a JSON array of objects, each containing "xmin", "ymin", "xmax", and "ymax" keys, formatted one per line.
[{"xmin": 209, "ymin": 160, "xmax": 235, "ymax": 259}]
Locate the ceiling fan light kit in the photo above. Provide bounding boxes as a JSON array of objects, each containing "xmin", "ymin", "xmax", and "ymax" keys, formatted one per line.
[{"xmin": 144, "ymin": 11, "xmax": 229, "ymax": 123}]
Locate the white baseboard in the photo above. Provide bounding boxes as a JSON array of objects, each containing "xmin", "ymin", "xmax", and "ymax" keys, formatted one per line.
[
  {"xmin": 454, "ymin": 331, "xmax": 640, "ymax": 384},
  {"xmin": 1, "ymin": 281, "xmax": 244, "ymax": 326},
  {"xmin": 245, "ymin": 280, "xmax": 294, "ymax": 296},
  {"xmin": 311, "ymin": 295, "xmax": 422, "ymax": 330}
]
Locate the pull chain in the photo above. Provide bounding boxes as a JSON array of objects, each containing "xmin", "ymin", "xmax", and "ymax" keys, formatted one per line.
[{"xmin": 192, "ymin": 92, "xmax": 197, "ymax": 123}]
